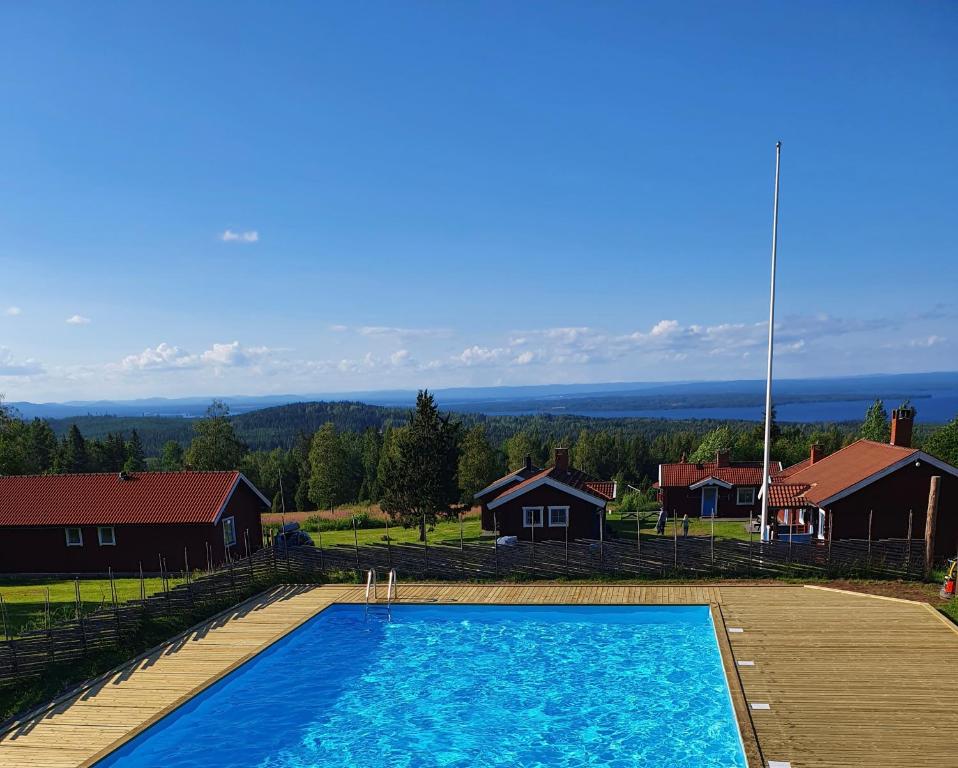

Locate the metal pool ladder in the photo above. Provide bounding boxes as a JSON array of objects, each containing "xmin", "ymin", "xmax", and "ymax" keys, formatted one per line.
[{"xmin": 364, "ymin": 568, "xmax": 397, "ymax": 620}]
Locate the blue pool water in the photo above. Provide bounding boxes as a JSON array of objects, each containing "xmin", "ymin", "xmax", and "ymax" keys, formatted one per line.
[{"xmin": 97, "ymin": 604, "xmax": 747, "ymax": 768}]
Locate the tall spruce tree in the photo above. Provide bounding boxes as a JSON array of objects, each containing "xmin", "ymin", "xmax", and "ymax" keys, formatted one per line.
[
  {"xmin": 160, "ymin": 440, "xmax": 185, "ymax": 471},
  {"xmin": 308, "ymin": 422, "xmax": 350, "ymax": 511},
  {"xmin": 125, "ymin": 429, "xmax": 146, "ymax": 472},
  {"xmin": 859, "ymin": 399, "xmax": 890, "ymax": 442},
  {"xmin": 379, "ymin": 391, "xmax": 460, "ymax": 540},
  {"xmin": 57, "ymin": 424, "xmax": 89, "ymax": 473}
]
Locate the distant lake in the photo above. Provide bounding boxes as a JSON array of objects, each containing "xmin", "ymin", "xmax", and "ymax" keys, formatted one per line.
[{"xmin": 481, "ymin": 396, "xmax": 958, "ymax": 424}]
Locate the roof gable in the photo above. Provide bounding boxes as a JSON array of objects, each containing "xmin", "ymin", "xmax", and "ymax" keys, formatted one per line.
[
  {"xmin": 781, "ymin": 439, "xmax": 958, "ymax": 506},
  {"xmin": 0, "ymin": 471, "xmax": 269, "ymax": 527},
  {"xmin": 659, "ymin": 460, "xmax": 781, "ymax": 488}
]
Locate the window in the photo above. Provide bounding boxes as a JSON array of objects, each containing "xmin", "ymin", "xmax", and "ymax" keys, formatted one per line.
[
  {"xmin": 223, "ymin": 516, "xmax": 237, "ymax": 547},
  {"xmin": 736, "ymin": 487, "xmax": 756, "ymax": 505},
  {"xmin": 97, "ymin": 526, "xmax": 116, "ymax": 546},
  {"xmin": 548, "ymin": 506, "xmax": 569, "ymax": 527},
  {"xmin": 65, "ymin": 527, "xmax": 83, "ymax": 547},
  {"xmin": 522, "ymin": 507, "xmax": 543, "ymax": 528}
]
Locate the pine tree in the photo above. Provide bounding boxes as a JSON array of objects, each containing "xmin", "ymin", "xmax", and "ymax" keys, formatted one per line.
[
  {"xmin": 186, "ymin": 400, "xmax": 247, "ymax": 470},
  {"xmin": 124, "ymin": 429, "xmax": 146, "ymax": 472},
  {"xmin": 859, "ymin": 399, "xmax": 890, "ymax": 442},
  {"xmin": 160, "ymin": 440, "xmax": 185, "ymax": 471},
  {"xmin": 457, "ymin": 424, "xmax": 500, "ymax": 505},
  {"xmin": 57, "ymin": 424, "xmax": 89, "ymax": 473},
  {"xmin": 379, "ymin": 391, "xmax": 461, "ymax": 540},
  {"xmin": 308, "ymin": 422, "xmax": 350, "ymax": 511}
]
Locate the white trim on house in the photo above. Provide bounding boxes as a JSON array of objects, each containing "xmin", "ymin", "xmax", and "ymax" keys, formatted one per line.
[
  {"xmin": 65, "ymin": 527, "xmax": 83, "ymax": 547},
  {"xmin": 486, "ymin": 476, "xmax": 608, "ymax": 510},
  {"xmin": 212, "ymin": 473, "xmax": 272, "ymax": 524},
  {"xmin": 736, "ymin": 487, "xmax": 756, "ymax": 505},
  {"xmin": 817, "ymin": 508, "xmax": 827, "ymax": 540},
  {"xmin": 813, "ymin": 450, "xmax": 958, "ymax": 507},
  {"xmin": 548, "ymin": 506, "xmax": 569, "ymax": 527},
  {"xmin": 97, "ymin": 526, "xmax": 116, "ymax": 546},
  {"xmin": 701, "ymin": 486, "xmax": 719, "ymax": 517},
  {"xmin": 689, "ymin": 476, "xmax": 734, "ymax": 490},
  {"xmin": 522, "ymin": 506, "xmax": 544, "ymax": 528},
  {"xmin": 473, "ymin": 472, "xmax": 524, "ymax": 500}
]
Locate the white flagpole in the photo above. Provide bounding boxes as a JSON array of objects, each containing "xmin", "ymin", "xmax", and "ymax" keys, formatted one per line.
[{"xmin": 760, "ymin": 141, "xmax": 782, "ymax": 543}]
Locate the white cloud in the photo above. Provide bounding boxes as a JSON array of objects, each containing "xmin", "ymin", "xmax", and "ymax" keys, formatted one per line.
[
  {"xmin": 66, "ymin": 314, "xmax": 91, "ymax": 325},
  {"xmin": 119, "ymin": 341, "xmax": 274, "ymax": 372},
  {"xmin": 357, "ymin": 326, "xmax": 452, "ymax": 339},
  {"xmin": 457, "ymin": 345, "xmax": 511, "ymax": 366},
  {"xmin": 390, "ymin": 349, "xmax": 412, "ymax": 366},
  {"xmin": 0, "ymin": 347, "xmax": 43, "ymax": 376},
  {"xmin": 908, "ymin": 335, "xmax": 946, "ymax": 348},
  {"xmin": 4, "ymin": 306, "xmax": 21, "ymax": 317},
  {"xmin": 220, "ymin": 229, "xmax": 259, "ymax": 243},
  {"xmin": 329, "ymin": 324, "xmax": 349, "ymax": 332}
]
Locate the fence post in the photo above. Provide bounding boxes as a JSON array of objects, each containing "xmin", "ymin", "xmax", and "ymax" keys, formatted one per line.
[
  {"xmin": 0, "ymin": 594, "xmax": 19, "ymax": 679},
  {"xmin": 530, "ymin": 509, "xmax": 536, "ymax": 569},
  {"xmin": 206, "ymin": 541, "xmax": 212, "ymax": 574},
  {"xmin": 925, "ymin": 476, "xmax": 941, "ymax": 580},
  {"xmin": 245, "ymin": 530, "xmax": 254, "ymax": 583},
  {"xmin": 565, "ymin": 519, "xmax": 569, "ymax": 571},
  {"xmin": 317, "ymin": 528, "xmax": 326, "ymax": 573},
  {"xmin": 0, "ymin": 594, "xmax": 9, "ymax": 641},
  {"xmin": 45, "ymin": 587, "xmax": 55, "ymax": 663},
  {"xmin": 748, "ymin": 526, "xmax": 753, "ymax": 578},
  {"xmin": 423, "ymin": 513, "xmax": 428, "ymax": 580},
  {"xmin": 710, "ymin": 514, "xmax": 715, "ymax": 569},
  {"xmin": 459, "ymin": 511, "xmax": 465, "ymax": 580},
  {"xmin": 386, "ymin": 515, "xmax": 392, "ymax": 569},
  {"xmin": 75, "ymin": 578, "xmax": 88, "ymax": 654},
  {"xmin": 827, "ymin": 510, "xmax": 833, "ymax": 572},
  {"xmin": 183, "ymin": 547, "xmax": 195, "ymax": 607},
  {"xmin": 598, "ymin": 509, "xmax": 604, "ymax": 566},
  {"xmin": 867, "ymin": 509, "xmax": 873, "ymax": 576},
  {"xmin": 229, "ymin": 556, "xmax": 237, "ymax": 601},
  {"xmin": 906, "ymin": 509, "xmax": 913, "ymax": 572},
  {"xmin": 493, "ymin": 512, "xmax": 500, "ymax": 579},
  {"xmin": 672, "ymin": 510, "xmax": 678, "ymax": 572},
  {"xmin": 353, "ymin": 516, "xmax": 361, "ymax": 576},
  {"xmin": 109, "ymin": 567, "xmax": 121, "ymax": 641}
]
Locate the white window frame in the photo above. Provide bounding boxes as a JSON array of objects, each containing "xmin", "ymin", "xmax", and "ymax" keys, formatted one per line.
[
  {"xmin": 817, "ymin": 508, "xmax": 826, "ymax": 540},
  {"xmin": 736, "ymin": 487, "xmax": 756, "ymax": 505},
  {"xmin": 97, "ymin": 526, "xmax": 116, "ymax": 546},
  {"xmin": 522, "ymin": 507, "xmax": 544, "ymax": 528},
  {"xmin": 223, "ymin": 515, "xmax": 237, "ymax": 547},
  {"xmin": 548, "ymin": 506, "xmax": 569, "ymax": 527},
  {"xmin": 65, "ymin": 527, "xmax": 83, "ymax": 547}
]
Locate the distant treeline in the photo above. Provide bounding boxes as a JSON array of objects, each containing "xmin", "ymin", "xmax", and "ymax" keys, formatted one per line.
[{"xmin": 3, "ymin": 397, "xmax": 956, "ymax": 518}]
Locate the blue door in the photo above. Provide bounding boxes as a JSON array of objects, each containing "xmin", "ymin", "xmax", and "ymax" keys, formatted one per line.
[{"xmin": 701, "ymin": 487, "xmax": 718, "ymax": 518}]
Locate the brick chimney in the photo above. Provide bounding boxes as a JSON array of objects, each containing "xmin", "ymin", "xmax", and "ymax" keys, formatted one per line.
[
  {"xmin": 715, "ymin": 449, "xmax": 730, "ymax": 468},
  {"xmin": 554, "ymin": 447, "xmax": 569, "ymax": 473},
  {"xmin": 890, "ymin": 405, "xmax": 915, "ymax": 448},
  {"xmin": 810, "ymin": 444, "xmax": 823, "ymax": 465}
]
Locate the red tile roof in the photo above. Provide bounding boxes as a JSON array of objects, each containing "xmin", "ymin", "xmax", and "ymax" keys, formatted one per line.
[
  {"xmin": 659, "ymin": 460, "xmax": 781, "ymax": 488},
  {"xmin": 776, "ymin": 457, "xmax": 811, "ymax": 479},
  {"xmin": 765, "ymin": 482, "xmax": 812, "ymax": 508},
  {"xmin": 487, "ymin": 465, "xmax": 615, "ymax": 504},
  {"xmin": 782, "ymin": 440, "xmax": 920, "ymax": 506},
  {"xmin": 0, "ymin": 471, "xmax": 263, "ymax": 527}
]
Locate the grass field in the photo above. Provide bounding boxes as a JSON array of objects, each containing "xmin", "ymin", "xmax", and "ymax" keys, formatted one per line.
[
  {"xmin": 0, "ymin": 576, "xmax": 184, "ymax": 637},
  {"xmin": 307, "ymin": 516, "xmax": 486, "ymax": 548},
  {"xmin": 606, "ymin": 513, "xmax": 754, "ymax": 542}
]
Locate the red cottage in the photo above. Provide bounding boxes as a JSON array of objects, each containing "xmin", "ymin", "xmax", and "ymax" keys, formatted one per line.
[
  {"xmin": 474, "ymin": 448, "xmax": 616, "ymax": 541},
  {"xmin": 656, "ymin": 450, "xmax": 782, "ymax": 519},
  {"xmin": 0, "ymin": 471, "xmax": 269, "ymax": 574},
  {"xmin": 763, "ymin": 407, "xmax": 958, "ymax": 553}
]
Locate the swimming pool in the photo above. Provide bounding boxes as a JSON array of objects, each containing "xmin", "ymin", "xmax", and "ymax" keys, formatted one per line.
[{"xmin": 96, "ymin": 604, "xmax": 747, "ymax": 768}]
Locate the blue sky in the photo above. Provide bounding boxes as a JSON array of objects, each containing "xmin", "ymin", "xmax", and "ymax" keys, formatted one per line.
[{"xmin": 1, "ymin": 1, "xmax": 955, "ymax": 400}]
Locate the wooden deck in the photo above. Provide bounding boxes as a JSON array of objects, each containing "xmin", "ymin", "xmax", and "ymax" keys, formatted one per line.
[{"xmin": 1, "ymin": 583, "xmax": 956, "ymax": 768}]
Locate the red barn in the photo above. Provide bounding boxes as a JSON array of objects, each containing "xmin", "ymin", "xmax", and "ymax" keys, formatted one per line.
[
  {"xmin": 474, "ymin": 448, "xmax": 616, "ymax": 541},
  {"xmin": 0, "ymin": 471, "xmax": 268, "ymax": 574}
]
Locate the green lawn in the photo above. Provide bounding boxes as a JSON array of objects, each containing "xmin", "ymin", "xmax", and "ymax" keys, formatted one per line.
[
  {"xmin": 307, "ymin": 516, "xmax": 487, "ymax": 548},
  {"xmin": 0, "ymin": 576, "xmax": 184, "ymax": 637},
  {"xmin": 607, "ymin": 513, "xmax": 754, "ymax": 541}
]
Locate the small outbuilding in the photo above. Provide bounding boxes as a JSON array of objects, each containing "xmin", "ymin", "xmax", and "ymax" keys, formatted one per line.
[
  {"xmin": 0, "ymin": 471, "xmax": 269, "ymax": 574},
  {"xmin": 474, "ymin": 448, "xmax": 616, "ymax": 541}
]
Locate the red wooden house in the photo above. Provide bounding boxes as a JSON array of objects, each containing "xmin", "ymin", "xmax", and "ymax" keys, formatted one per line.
[
  {"xmin": 0, "ymin": 471, "xmax": 269, "ymax": 574},
  {"xmin": 763, "ymin": 407, "xmax": 958, "ymax": 553},
  {"xmin": 656, "ymin": 450, "xmax": 782, "ymax": 519},
  {"xmin": 474, "ymin": 448, "xmax": 616, "ymax": 541}
]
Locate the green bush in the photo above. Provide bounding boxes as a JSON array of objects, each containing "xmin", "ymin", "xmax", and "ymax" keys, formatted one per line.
[{"xmin": 301, "ymin": 512, "xmax": 385, "ymax": 533}]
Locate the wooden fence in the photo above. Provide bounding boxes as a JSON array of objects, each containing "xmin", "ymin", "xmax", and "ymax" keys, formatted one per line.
[{"xmin": 0, "ymin": 533, "xmax": 926, "ymax": 689}]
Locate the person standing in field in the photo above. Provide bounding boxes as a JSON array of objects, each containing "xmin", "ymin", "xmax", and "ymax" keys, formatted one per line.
[
  {"xmin": 682, "ymin": 514, "xmax": 690, "ymax": 537},
  {"xmin": 656, "ymin": 508, "xmax": 668, "ymax": 535}
]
